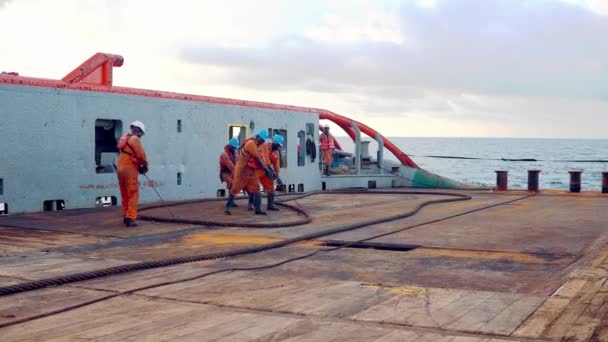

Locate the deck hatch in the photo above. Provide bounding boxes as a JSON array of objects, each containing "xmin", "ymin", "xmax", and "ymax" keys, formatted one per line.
[{"xmin": 323, "ymin": 240, "xmax": 420, "ymax": 252}]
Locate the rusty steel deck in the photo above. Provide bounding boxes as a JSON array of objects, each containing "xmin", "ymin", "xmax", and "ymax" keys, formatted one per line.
[{"xmin": 1, "ymin": 189, "xmax": 608, "ymax": 341}]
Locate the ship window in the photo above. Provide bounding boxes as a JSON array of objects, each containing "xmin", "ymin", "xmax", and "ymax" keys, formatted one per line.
[
  {"xmin": 95, "ymin": 119, "xmax": 123, "ymax": 174},
  {"xmin": 0, "ymin": 203, "xmax": 7, "ymax": 215},
  {"xmin": 0, "ymin": 178, "xmax": 3, "ymax": 195},
  {"xmin": 270, "ymin": 129, "xmax": 287, "ymax": 168},
  {"xmin": 96, "ymin": 196, "xmax": 117, "ymax": 207},
  {"xmin": 43, "ymin": 200, "xmax": 65, "ymax": 211},
  {"xmin": 228, "ymin": 124, "xmax": 247, "ymax": 146},
  {"xmin": 297, "ymin": 130, "xmax": 305, "ymax": 166},
  {"xmin": 177, "ymin": 120, "xmax": 182, "ymax": 133}
]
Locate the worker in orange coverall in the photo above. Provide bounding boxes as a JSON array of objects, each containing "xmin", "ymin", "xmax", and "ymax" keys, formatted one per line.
[
  {"xmin": 319, "ymin": 125, "xmax": 337, "ymax": 175},
  {"xmin": 116, "ymin": 121, "xmax": 149, "ymax": 227},
  {"xmin": 219, "ymin": 138, "xmax": 240, "ymax": 191},
  {"xmin": 224, "ymin": 130, "xmax": 273, "ymax": 215},
  {"xmin": 256, "ymin": 134, "xmax": 283, "ymax": 211}
]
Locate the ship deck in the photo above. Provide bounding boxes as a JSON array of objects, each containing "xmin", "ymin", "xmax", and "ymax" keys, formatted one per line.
[{"xmin": 1, "ymin": 189, "xmax": 607, "ymax": 341}]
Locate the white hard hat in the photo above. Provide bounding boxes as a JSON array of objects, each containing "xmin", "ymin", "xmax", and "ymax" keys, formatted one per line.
[{"xmin": 130, "ymin": 121, "xmax": 146, "ymax": 134}]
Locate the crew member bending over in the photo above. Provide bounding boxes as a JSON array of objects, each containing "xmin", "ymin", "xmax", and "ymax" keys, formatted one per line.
[
  {"xmin": 257, "ymin": 134, "xmax": 283, "ymax": 211},
  {"xmin": 225, "ymin": 130, "xmax": 272, "ymax": 215},
  {"xmin": 219, "ymin": 138, "xmax": 240, "ymax": 192},
  {"xmin": 319, "ymin": 125, "xmax": 337, "ymax": 175},
  {"xmin": 116, "ymin": 121, "xmax": 149, "ymax": 227}
]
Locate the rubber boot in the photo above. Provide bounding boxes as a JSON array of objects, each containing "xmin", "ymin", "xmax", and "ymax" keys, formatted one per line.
[
  {"xmin": 125, "ymin": 218, "xmax": 138, "ymax": 227},
  {"xmin": 267, "ymin": 193, "xmax": 280, "ymax": 211},
  {"xmin": 254, "ymin": 194, "xmax": 267, "ymax": 215},
  {"xmin": 225, "ymin": 194, "xmax": 235, "ymax": 215},
  {"xmin": 247, "ymin": 192, "xmax": 254, "ymax": 211}
]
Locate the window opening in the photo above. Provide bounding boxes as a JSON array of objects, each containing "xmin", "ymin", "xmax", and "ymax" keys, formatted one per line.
[
  {"xmin": 177, "ymin": 120, "xmax": 182, "ymax": 133},
  {"xmin": 368, "ymin": 180, "xmax": 377, "ymax": 189},
  {"xmin": 177, "ymin": 172, "xmax": 182, "ymax": 185},
  {"xmin": 95, "ymin": 119, "xmax": 122, "ymax": 174},
  {"xmin": 217, "ymin": 189, "xmax": 226, "ymax": 197},
  {"xmin": 0, "ymin": 203, "xmax": 7, "ymax": 215},
  {"xmin": 0, "ymin": 178, "xmax": 3, "ymax": 195},
  {"xmin": 297, "ymin": 130, "xmax": 305, "ymax": 166},
  {"xmin": 43, "ymin": 200, "xmax": 65, "ymax": 211},
  {"xmin": 228, "ymin": 124, "xmax": 248, "ymax": 147},
  {"xmin": 96, "ymin": 196, "xmax": 117, "ymax": 207},
  {"xmin": 322, "ymin": 182, "xmax": 327, "ymax": 190},
  {"xmin": 288, "ymin": 184, "xmax": 295, "ymax": 193},
  {"xmin": 270, "ymin": 129, "xmax": 287, "ymax": 168},
  {"xmin": 298, "ymin": 184, "xmax": 304, "ymax": 192}
]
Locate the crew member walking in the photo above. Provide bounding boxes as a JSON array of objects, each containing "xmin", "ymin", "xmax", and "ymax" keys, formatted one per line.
[
  {"xmin": 225, "ymin": 130, "xmax": 271, "ymax": 215},
  {"xmin": 116, "ymin": 121, "xmax": 148, "ymax": 227},
  {"xmin": 219, "ymin": 138, "xmax": 240, "ymax": 191},
  {"xmin": 319, "ymin": 125, "xmax": 337, "ymax": 175},
  {"xmin": 257, "ymin": 135, "xmax": 283, "ymax": 211}
]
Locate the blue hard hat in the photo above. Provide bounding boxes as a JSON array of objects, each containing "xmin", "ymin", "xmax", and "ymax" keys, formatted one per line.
[
  {"xmin": 257, "ymin": 130, "xmax": 269, "ymax": 141},
  {"xmin": 229, "ymin": 138, "xmax": 240, "ymax": 148},
  {"xmin": 272, "ymin": 134, "xmax": 284, "ymax": 147}
]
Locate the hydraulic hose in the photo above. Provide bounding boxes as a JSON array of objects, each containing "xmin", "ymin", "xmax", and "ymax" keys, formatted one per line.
[{"xmin": 0, "ymin": 190, "xmax": 471, "ymax": 297}]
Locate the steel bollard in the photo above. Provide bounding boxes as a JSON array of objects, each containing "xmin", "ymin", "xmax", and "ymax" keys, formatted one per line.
[
  {"xmin": 528, "ymin": 170, "xmax": 541, "ymax": 192},
  {"xmin": 495, "ymin": 171, "xmax": 508, "ymax": 191},
  {"xmin": 568, "ymin": 170, "xmax": 583, "ymax": 193},
  {"xmin": 602, "ymin": 172, "xmax": 608, "ymax": 194}
]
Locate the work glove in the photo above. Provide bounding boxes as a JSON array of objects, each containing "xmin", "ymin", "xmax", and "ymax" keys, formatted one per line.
[
  {"xmin": 138, "ymin": 164, "xmax": 149, "ymax": 175},
  {"xmin": 265, "ymin": 166, "xmax": 277, "ymax": 181}
]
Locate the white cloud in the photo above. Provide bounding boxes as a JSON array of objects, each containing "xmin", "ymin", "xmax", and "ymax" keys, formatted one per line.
[{"xmin": 2, "ymin": 0, "xmax": 608, "ymax": 138}]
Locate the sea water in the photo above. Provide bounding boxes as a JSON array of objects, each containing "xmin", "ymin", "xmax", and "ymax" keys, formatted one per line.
[{"xmin": 337, "ymin": 137, "xmax": 608, "ymax": 190}]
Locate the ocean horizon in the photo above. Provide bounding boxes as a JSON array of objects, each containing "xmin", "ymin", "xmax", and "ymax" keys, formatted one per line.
[{"xmin": 336, "ymin": 137, "xmax": 608, "ymax": 190}]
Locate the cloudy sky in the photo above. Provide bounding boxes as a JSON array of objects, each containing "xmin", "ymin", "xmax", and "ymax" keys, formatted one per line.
[{"xmin": 1, "ymin": 0, "xmax": 607, "ymax": 138}]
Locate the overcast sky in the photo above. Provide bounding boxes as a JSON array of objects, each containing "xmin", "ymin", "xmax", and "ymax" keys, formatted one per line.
[{"xmin": 1, "ymin": 0, "xmax": 607, "ymax": 138}]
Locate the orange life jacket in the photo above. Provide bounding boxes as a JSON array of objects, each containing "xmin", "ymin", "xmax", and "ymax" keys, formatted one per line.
[
  {"xmin": 320, "ymin": 134, "xmax": 335, "ymax": 150},
  {"xmin": 242, "ymin": 138, "xmax": 262, "ymax": 169},
  {"xmin": 117, "ymin": 134, "xmax": 140, "ymax": 166}
]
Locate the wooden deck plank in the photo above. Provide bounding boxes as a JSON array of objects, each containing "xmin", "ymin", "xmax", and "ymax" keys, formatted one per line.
[
  {"xmin": 475, "ymin": 295, "xmax": 545, "ymax": 335},
  {"xmin": 0, "ymin": 287, "xmax": 111, "ymax": 327},
  {"xmin": 351, "ymin": 287, "xmax": 467, "ymax": 326},
  {"xmin": 444, "ymin": 292, "xmax": 519, "ymax": 332},
  {"xmin": 1, "ymin": 296, "xmax": 157, "ymax": 340}
]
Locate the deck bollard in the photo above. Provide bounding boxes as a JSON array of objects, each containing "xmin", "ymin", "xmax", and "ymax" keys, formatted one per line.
[
  {"xmin": 602, "ymin": 172, "xmax": 608, "ymax": 194},
  {"xmin": 495, "ymin": 171, "xmax": 508, "ymax": 191},
  {"xmin": 568, "ymin": 170, "xmax": 583, "ymax": 193},
  {"xmin": 528, "ymin": 170, "xmax": 541, "ymax": 192}
]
